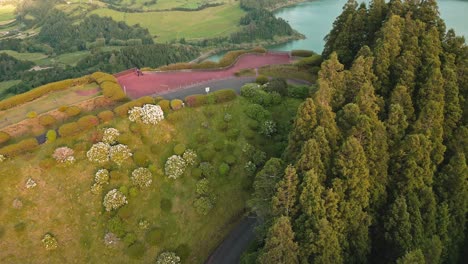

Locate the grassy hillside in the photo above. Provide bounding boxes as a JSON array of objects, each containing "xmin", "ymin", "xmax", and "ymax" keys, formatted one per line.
[{"xmin": 0, "ymin": 93, "xmax": 302, "ymax": 263}]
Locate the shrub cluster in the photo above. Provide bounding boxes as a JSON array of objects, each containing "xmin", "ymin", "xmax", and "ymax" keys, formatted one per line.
[
  {"xmin": 156, "ymin": 252, "xmax": 181, "ymax": 264},
  {"xmin": 241, "ymin": 83, "xmax": 281, "ymax": 106},
  {"xmin": 98, "ymin": 110, "xmax": 115, "ymax": 122},
  {"xmin": 170, "ymin": 99, "xmax": 184, "ymax": 110},
  {"xmin": 291, "ymin": 50, "xmax": 316, "ymax": 57},
  {"xmin": 52, "ymin": 147, "xmax": 75, "ymax": 164},
  {"xmin": 158, "ymin": 100, "xmax": 171, "ymax": 112},
  {"xmin": 114, "ymin": 96, "xmax": 154, "ymax": 117},
  {"xmin": 102, "ymin": 128, "xmax": 120, "ymax": 144},
  {"xmin": 109, "ymin": 144, "xmax": 133, "ymax": 166},
  {"xmin": 77, "ymin": 115, "xmax": 99, "ymax": 130},
  {"xmin": 65, "ymin": 106, "xmax": 82, "ymax": 117},
  {"xmin": 0, "ymin": 138, "xmax": 39, "ymax": 157},
  {"xmin": 38, "ymin": 115, "xmax": 57, "ymax": 127},
  {"xmin": 295, "ymin": 54, "xmax": 323, "ymax": 68},
  {"xmin": 87, "ymin": 142, "xmax": 111, "ymax": 164},
  {"xmin": 41, "ymin": 233, "xmax": 58, "ymax": 251},
  {"xmin": 128, "ymin": 104, "xmax": 165, "ymax": 125},
  {"xmin": 184, "ymin": 89, "xmax": 236, "ymax": 107},
  {"xmin": 165, "ymin": 155, "xmax": 187, "ymax": 179},
  {"xmin": 95, "ymin": 169, "xmax": 110, "ymax": 185},
  {"xmin": 92, "ymin": 72, "xmax": 127, "ymax": 101},
  {"xmin": 182, "ymin": 149, "xmax": 198, "ymax": 166},
  {"xmin": 58, "ymin": 122, "xmax": 81, "ymax": 137},
  {"xmin": 131, "ymin": 167, "xmax": 153, "ymax": 188},
  {"xmin": 103, "ymin": 189, "xmax": 128, "ymax": 211}
]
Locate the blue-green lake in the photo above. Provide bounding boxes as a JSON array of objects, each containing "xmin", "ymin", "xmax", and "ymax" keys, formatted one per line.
[{"xmin": 207, "ymin": 0, "xmax": 468, "ymax": 61}]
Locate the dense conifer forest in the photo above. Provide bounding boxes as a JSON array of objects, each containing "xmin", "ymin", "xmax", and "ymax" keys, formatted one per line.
[{"xmin": 246, "ymin": 0, "xmax": 468, "ymax": 263}]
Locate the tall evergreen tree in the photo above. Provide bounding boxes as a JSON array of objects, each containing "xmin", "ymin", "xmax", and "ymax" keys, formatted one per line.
[
  {"xmin": 258, "ymin": 216, "xmax": 299, "ymax": 264},
  {"xmin": 272, "ymin": 165, "xmax": 299, "ymax": 217}
]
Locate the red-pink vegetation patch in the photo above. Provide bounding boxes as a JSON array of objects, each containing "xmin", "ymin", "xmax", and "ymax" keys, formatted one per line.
[
  {"xmin": 117, "ymin": 52, "xmax": 292, "ymax": 99},
  {"xmin": 75, "ymin": 88, "xmax": 100, "ymax": 96}
]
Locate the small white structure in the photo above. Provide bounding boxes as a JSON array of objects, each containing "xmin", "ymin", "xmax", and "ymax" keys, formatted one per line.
[{"xmin": 205, "ymin": 87, "xmax": 210, "ymax": 94}]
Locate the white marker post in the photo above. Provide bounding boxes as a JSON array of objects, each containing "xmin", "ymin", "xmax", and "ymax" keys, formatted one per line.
[{"xmin": 205, "ymin": 87, "xmax": 210, "ymax": 94}]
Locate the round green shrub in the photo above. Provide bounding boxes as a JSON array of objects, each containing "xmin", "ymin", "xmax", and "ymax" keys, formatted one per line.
[
  {"xmin": 160, "ymin": 198, "xmax": 173, "ymax": 212},
  {"xmin": 125, "ymin": 242, "xmax": 146, "ymax": 259},
  {"xmin": 46, "ymin": 130, "xmax": 57, "ymax": 143},
  {"xmin": 213, "ymin": 140, "xmax": 224, "ymax": 152},
  {"xmin": 98, "ymin": 110, "xmax": 114, "ymax": 122},
  {"xmin": 150, "ymin": 145, "xmax": 159, "ymax": 154},
  {"xmin": 65, "ymin": 106, "xmax": 81, "ymax": 117},
  {"xmin": 248, "ymin": 120, "xmax": 259, "ymax": 131},
  {"xmin": 170, "ymin": 99, "xmax": 184, "ymax": 110},
  {"xmin": 192, "ymin": 168, "xmax": 202, "ymax": 178},
  {"xmin": 145, "ymin": 229, "xmax": 163, "ymax": 245},
  {"xmin": 119, "ymin": 185, "xmax": 129, "ymax": 196},
  {"xmin": 158, "ymin": 100, "xmax": 171, "ymax": 112},
  {"xmin": 107, "ymin": 216, "xmax": 126, "ymax": 237},
  {"xmin": 256, "ymin": 75, "xmax": 269, "ymax": 85},
  {"xmin": 224, "ymin": 155, "xmax": 236, "ymax": 165},
  {"xmin": 176, "ymin": 244, "xmax": 191, "ymax": 261},
  {"xmin": 219, "ymin": 163, "xmax": 230, "ymax": 176},
  {"xmin": 244, "ymin": 130, "xmax": 256, "ymax": 140},
  {"xmin": 200, "ymin": 149, "xmax": 215, "ymax": 161},
  {"xmin": 39, "ymin": 115, "xmax": 57, "ymax": 127},
  {"xmin": 129, "ymin": 186, "xmax": 139, "ymax": 197},
  {"xmin": 133, "ymin": 151, "xmax": 149, "ymax": 167},
  {"xmin": 117, "ymin": 134, "xmax": 132, "ymax": 145},
  {"xmin": 196, "ymin": 132, "xmax": 208, "ymax": 144},
  {"xmin": 26, "ymin": 111, "xmax": 38, "ymax": 119},
  {"xmin": 227, "ymin": 129, "xmax": 240, "ymax": 139},
  {"xmin": 173, "ymin": 144, "xmax": 186, "ymax": 155},
  {"xmin": 58, "ymin": 105, "xmax": 68, "ymax": 112}
]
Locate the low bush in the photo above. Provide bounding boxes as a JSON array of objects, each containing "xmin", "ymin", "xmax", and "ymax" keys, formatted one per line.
[
  {"xmin": 133, "ymin": 151, "xmax": 149, "ymax": 167},
  {"xmin": 101, "ymin": 82, "xmax": 127, "ymax": 101},
  {"xmin": 192, "ymin": 168, "xmax": 202, "ymax": 178},
  {"xmin": 65, "ymin": 106, "xmax": 81, "ymax": 117},
  {"xmin": 58, "ymin": 106, "xmax": 68, "ymax": 112},
  {"xmin": 98, "ymin": 110, "xmax": 115, "ymax": 122},
  {"xmin": 0, "ymin": 138, "xmax": 39, "ymax": 157},
  {"xmin": 296, "ymin": 54, "xmax": 323, "ymax": 68},
  {"xmin": 158, "ymin": 100, "xmax": 171, "ymax": 112},
  {"xmin": 226, "ymin": 129, "xmax": 240, "ymax": 140},
  {"xmin": 185, "ymin": 94, "xmax": 208, "ymax": 107},
  {"xmin": 0, "ymin": 131, "xmax": 11, "ymax": 145},
  {"xmin": 123, "ymin": 232, "xmax": 137, "ymax": 246},
  {"xmin": 77, "ymin": 115, "xmax": 99, "ymax": 130},
  {"xmin": 58, "ymin": 122, "xmax": 81, "ymax": 137},
  {"xmin": 200, "ymin": 149, "xmax": 215, "ymax": 161},
  {"xmin": 224, "ymin": 155, "xmax": 236, "ymax": 165},
  {"xmin": 46, "ymin": 130, "xmax": 57, "ymax": 143},
  {"xmin": 256, "ymin": 75, "xmax": 269, "ymax": 85},
  {"xmin": 248, "ymin": 120, "xmax": 259, "ymax": 131},
  {"xmin": 288, "ymin": 85, "xmax": 310, "ymax": 99},
  {"xmin": 212, "ymin": 89, "xmax": 236, "ymax": 103},
  {"xmin": 173, "ymin": 144, "xmax": 186, "ymax": 155},
  {"xmin": 170, "ymin": 99, "xmax": 184, "ymax": 110},
  {"xmin": 125, "ymin": 242, "xmax": 146, "ymax": 259},
  {"xmin": 219, "ymin": 163, "xmax": 230, "ymax": 176},
  {"xmin": 160, "ymin": 199, "xmax": 173, "ymax": 212},
  {"xmin": 244, "ymin": 104, "xmax": 270, "ymax": 122},
  {"xmin": 264, "ymin": 78, "xmax": 288, "ymax": 96},
  {"xmin": 291, "ymin": 50, "xmax": 316, "ymax": 57},
  {"xmin": 213, "ymin": 140, "xmax": 224, "ymax": 152},
  {"xmin": 114, "ymin": 96, "xmax": 154, "ymax": 117},
  {"xmin": 194, "ymin": 196, "xmax": 214, "ymax": 215},
  {"xmin": 39, "ymin": 115, "xmax": 57, "ymax": 127},
  {"xmin": 26, "ymin": 111, "xmax": 37, "ymax": 119},
  {"xmin": 145, "ymin": 229, "xmax": 163, "ymax": 245},
  {"xmin": 118, "ymin": 206, "xmax": 133, "ymax": 220}
]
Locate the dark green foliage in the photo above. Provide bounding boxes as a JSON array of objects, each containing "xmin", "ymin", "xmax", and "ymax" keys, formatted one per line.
[
  {"xmin": 160, "ymin": 199, "xmax": 173, "ymax": 213},
  {"xmin": 224, "ymin": 155, "xmax": 236, "ymax": 165},
  {"xmin": 133, "ymin": 151, "xmax": 149, "ymax": 167},
  {"xmin": 256, "ymin": 75, "xmax": 269, "ymax": 85},
  {"xmin": 125, "ymin": 242, "xmax": 146, "ymax": 259},
  {"xmin": 191, "ymin": 168, "xmax": 203, "ymax": 179},
  {"xmin": 265, "ymin": 78, "xmax": 288, "ymax": 96},
  {"xmin": 173, "ymin": 144, "xmax": 186, "ymax": 155},
  {"xmin": 175, "ymin": 244, "xmax": 191, "ymax": 261},
  {"xmin": 107, "ymin": 216, "xmax": 127, "ymax": 238},
  {"xmin": 118, "ymin": 206, "xmax": 133, "ymax": 220},
  {"xmin": 145, "ymin": 229, "xmax": 163, "ymax": 245},
  {"xmin": 257, "ymin": 216, "xmax": 299, "ymax": 264},
  {"xmin": 123, "ymin": 232, "xmax": 137, "ymax": 246},
  {"xmin": 0, "ymin": 53, "xmax": 34, "ymax": 82}
]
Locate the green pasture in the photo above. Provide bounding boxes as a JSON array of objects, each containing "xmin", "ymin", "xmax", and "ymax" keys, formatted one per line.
[
  {"xmin": 1, "ymin": 50, "xmax": 48, "ymax": 63},
  {"xmin": 89, "ymin": 3, "xmax": 245, "ymax": 42},
  {"xmin": 0, "ymin": 80, "xmax": 20, "ymax": 94},
  {"xmin": 0, "ymin": 5, "xmax": 15, "ymax": 22}
]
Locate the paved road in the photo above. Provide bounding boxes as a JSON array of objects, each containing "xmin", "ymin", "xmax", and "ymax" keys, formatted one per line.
[
  {"xmin": 156, "ymin": 77, "xmax": 256, "ymax": 100},
  {"xmin": 205, "ymin": 217, "xmax": 258, "ymax": 264}
]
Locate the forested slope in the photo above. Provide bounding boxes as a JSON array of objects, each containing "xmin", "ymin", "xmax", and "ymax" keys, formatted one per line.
[{"xmin": 247, "ymin": 0, "xmax": 468, "ymax": 263}]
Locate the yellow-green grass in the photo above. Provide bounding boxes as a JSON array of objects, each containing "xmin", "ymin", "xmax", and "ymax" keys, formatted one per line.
[
  {"xmin": 259, "ymin": 64, "xmax": 317, "ymax": 83},
  {"xmin": 1, "ymin": 50, "xmax": 48, "ymax": 63},
  {"xmin": 0, "ymin": 98, "xmax": 256, "ymax": 263},
  {"xmin": 0, "ymin": 80, "xmax": 20, "ymax": 94},
  {"xmin": 0, "ymin": 83, "xmax": 100, "ymax": 129},
  {"xmin": 89, "ymin": 3, "xmax": 245, "ymax": 42},
  {"xmin": 0, "ymin": 4, "xmax": 15, "ymax": 22}
]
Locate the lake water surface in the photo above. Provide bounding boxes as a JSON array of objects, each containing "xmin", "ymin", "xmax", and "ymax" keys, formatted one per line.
[{"xmin": 207, "ymin": 0, "xmax": 468, "ymax": 61}]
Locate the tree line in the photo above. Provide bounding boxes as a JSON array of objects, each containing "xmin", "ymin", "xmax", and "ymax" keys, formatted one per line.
[{"xmin": 246, "ymin": 0, "xmax": 467, "ymax": 263}]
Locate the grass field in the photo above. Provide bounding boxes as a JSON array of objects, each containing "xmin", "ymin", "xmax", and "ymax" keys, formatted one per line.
[
  {"xmin": 1, "ymin": 50, "xmax": 48, "ymax": 63},
  {"xmin": 0, "ymin": 80, "xmax": 20, "ymax": 94},
  {"xmin": 89, "ymin": 3, "xmax": 245, "ymax": 42},
  {"xmin": 0, "ymin": 5, "xmax": 15, "ymax": 22},
  {"xmin": 0, "ymin": 97, "xmax": 293, "ymax": 263},
  {"xmin": 0, "ymin": 83, "xmax": 100, "ymax": 129}
]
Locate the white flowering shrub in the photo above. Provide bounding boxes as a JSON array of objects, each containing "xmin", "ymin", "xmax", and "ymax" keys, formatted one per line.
[
  {"xmin": 102, "ymin": 128, "xmax": 120, "ymax": 144},
  {"xmin": 261, "ymin": 120, "xmax": 277, "ymax": 137},
  {"xmin": 87, "ymin": 142, "xmax": 110, "ymax": 164},
  {"xmin": 42, "ymin": 233, "xmax": 58, "ymax": 250},
  {"xmin": 90, "ymin": 183, "xmax": 103, "ymax": 195},
  {"xmin": 128, "ymin": 104, "xmax": 164, "ymax": 125},
  {"xmin": 165, "ymin": 155, "xmax": 187, "ymax": 179},
  {"xmin": 52, "ymin": 147, "xmax": 75, "ymax": 163},
  {"xmin": 182, "ymin": 149, "xmax": 198, "ymax": 166},
  {"xmin": 26, "ymin": 178, "xmax": 37, "ymax": 189},
  {"xmin": 109, "ymin": 144, "xmax": 132, "ymax": 166},
  {"xmin": 95, "ymin": 169, "xmax": 110, "ymax": 185},
  {"xmin": 138, "ymin": 219, "xmax": 150, "ymax": 230},
  {"xmin": 103, "ymin": 189, "xmax": 128, "ymax": 211},
  {"xmin": 104, "ymin": 232, "xmax": 120, "ymax": 247},
  {"xmin": 131, "ymin": 167, "xmax": 153, "ymax": 188},
  {"xmin": 0, "ymin": 154, "xmax": 6, "ymax": 162},
  {"xmin": 156, "ymin": 252, "xmax": 181, "ymax": 264}
]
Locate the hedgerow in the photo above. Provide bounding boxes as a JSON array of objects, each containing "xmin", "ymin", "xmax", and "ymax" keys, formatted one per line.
[{"xmin": 0, "ymin": 138, "xmax": 39, "ymax": 157}]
